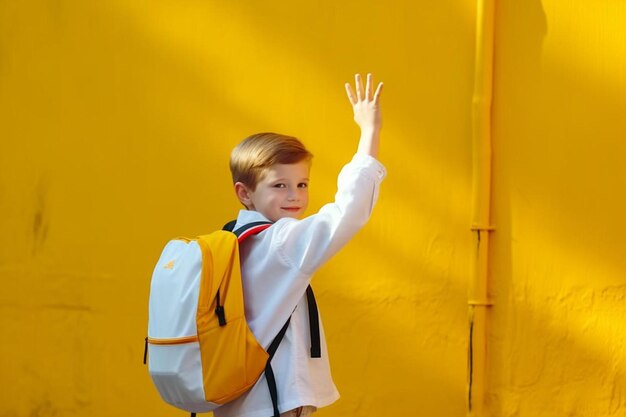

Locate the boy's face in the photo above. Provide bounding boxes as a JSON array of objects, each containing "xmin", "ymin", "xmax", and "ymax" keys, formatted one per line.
[{"xmin": 240, "ymin": 161, "xmax": 310, "ymax": 222}]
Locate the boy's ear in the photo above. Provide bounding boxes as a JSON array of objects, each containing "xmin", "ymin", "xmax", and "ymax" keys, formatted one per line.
[{"xmin": 234, "ymin": 182, "xmax": 252, "ymax": 208}]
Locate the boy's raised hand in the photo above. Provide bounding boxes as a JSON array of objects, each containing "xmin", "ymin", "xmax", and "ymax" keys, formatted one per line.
[
  {"xmin": 345, "ymin": 73, "xmax": 383, "ymax": 133},
  {"xmin": 345, "ymin": 73, "xmax": 383, "ymax": 158}
]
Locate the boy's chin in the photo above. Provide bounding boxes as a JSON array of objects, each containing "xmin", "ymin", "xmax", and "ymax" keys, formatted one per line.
[
  {"xmin": 257, "ymin": 208, "xmax": 305, "ymax": 222},
  {"xmin": 274, "ymin": 210, "xmax": 304, "ymax": 221}
]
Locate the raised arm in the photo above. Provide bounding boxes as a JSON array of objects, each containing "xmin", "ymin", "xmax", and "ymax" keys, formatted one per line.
[{"xmin": 345, "ymin": 73, "xmax": 384, "ymax": 158}]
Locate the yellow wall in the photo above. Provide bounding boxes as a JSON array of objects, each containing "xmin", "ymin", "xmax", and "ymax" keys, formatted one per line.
[
  {"xmin": 0, "ymin": 1, "xmax": 624, "ymax": 417},
  {"xmin": 489, "ymin": 0, "xmax": 626, "ymax": 415}
]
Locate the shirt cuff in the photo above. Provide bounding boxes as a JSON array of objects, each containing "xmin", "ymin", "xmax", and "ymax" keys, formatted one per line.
[{"xmin": 351, "ymin": 153, "xmax": 387, "ymax": 182}]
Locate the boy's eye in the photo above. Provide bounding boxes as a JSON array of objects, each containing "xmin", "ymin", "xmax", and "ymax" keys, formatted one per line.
[
  {"xmin": 274, "ymin": 183, "xmax": 286, "ymax": 188},
  {"xmin": 298, "ymin": 183, "xmax": 308, "ymax": 189}
]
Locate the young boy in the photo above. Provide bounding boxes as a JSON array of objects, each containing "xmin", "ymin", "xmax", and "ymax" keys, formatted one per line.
[{"xmin": 214, "ymin": 74, "xmax": 386, "ymax": 417}]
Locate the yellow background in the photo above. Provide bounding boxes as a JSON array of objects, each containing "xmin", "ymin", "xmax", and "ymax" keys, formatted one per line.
[{"xmin": 0, "ymin": 1, "xmax": 624, "ymax": 416}]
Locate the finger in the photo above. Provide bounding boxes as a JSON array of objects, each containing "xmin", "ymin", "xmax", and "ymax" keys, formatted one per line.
[
  {"xmin": 345, "ymin": 83, "xmax": 356, "ymax": 105},
  {"xmin": 355, "ymin": 73, "xmax": 363, "ymax": 101},
  {"xmin": 373, "ymin": 82, "xmax": 384, "ymax": 104},
  {"xmin": 365, "ymin": 73, "xmax": 373, "ymax": 101}
]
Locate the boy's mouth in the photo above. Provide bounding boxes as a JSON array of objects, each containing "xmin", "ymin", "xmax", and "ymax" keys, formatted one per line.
[{"xmin": 281, "ymin": 207, "xmax": 301, "ymax": 213}]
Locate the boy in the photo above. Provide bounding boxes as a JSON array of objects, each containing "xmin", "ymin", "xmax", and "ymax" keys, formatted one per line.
[{"xmin": 215, "ymin": 74, "xmax": 385, "ymax": 417}]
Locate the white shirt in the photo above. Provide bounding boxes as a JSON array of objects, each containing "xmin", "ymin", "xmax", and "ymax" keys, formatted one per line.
[{"xmin": 214, "ymin": 154, "xmax": 386, "ymax": 417}]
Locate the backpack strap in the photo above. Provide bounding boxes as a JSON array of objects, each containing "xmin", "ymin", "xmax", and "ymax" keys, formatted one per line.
[
  {"xmin": 225, "ymin": 219, "xmax": 321, "ymax": 354},
  {"xmin": 222, "ymin": 219, "xmax": 322, "ymax": 415},
  {"xmin": 222, "ymin": 219, "xmax": 237, "ymax": 232},
  {"xmin": 223, "ymin": 220, "xmax": 273, "ymax": 242},
  {"xmin": 264, "ymin": 288, "xmax": 320, "ymax": 417},
  {"xmin": 213, "ymin": 221, "xmax": 273, "ymax": 327},
  {"xmin": 234, "ymin": 222, "xmax": 273, "ymax": 243},
  {"xmin": 306, "ymin": 286, "xmax": 321, "ymax": 358},
  {"xmin": 265, "ymin": 317, "xmax": 291, "ymax": 417},
  {"xmin": 224, "ymin": 219, "xmax": 321, "ymax": 356}
]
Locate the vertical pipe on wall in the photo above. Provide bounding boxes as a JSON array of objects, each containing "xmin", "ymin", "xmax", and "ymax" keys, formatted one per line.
[{"xmin": 468, "ymin": 0, "xmax": 495, "ymax": 416}]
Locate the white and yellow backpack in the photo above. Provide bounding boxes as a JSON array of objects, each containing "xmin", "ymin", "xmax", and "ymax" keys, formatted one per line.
[
  {"xmin": 145, "ymin": 221, "xmax": 320, "ymax": 417},
  {"xmin": 145, "ymin": 221, "xmax": 273, "ymax": 414}
]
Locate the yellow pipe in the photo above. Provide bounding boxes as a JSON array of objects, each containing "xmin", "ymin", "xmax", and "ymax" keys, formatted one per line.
[{"xmin": 469, "ymin": 0, "xmax": 495, "ymax": 416}]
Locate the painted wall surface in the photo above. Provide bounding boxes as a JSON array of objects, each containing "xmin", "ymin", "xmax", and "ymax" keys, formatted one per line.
[
  {"xmin": 489, "ymin": 0, "xmax": 626, "ymax": 416},
  {"xmin": 0, "ymin": 1, "xmax": 473, "ymax": 417},
  {"xmin": 3, "ymin": 1, "xmax": 624, "ymax": 417}
]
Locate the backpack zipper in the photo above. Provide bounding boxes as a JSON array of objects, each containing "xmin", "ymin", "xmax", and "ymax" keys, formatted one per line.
[
  {"xmin": 144, "ymin": 335, "xmax": 199, "ymax": 365},
  {"xmin": 146, "ymin": 335, "xmax": 199, "ymax": 345}
]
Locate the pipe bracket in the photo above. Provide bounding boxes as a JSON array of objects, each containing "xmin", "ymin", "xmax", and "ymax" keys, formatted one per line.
[
  {"xmin": 468, "ymin": 299, "xmax": 493, "ymax": 306},
  {"xmin": 470, "ymin": 224, "xmax": 496, "ymax": 232}
]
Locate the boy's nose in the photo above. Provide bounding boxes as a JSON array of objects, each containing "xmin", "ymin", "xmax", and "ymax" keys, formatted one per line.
[{"xmin": 287, "ymin": 189, "xmax": 299, "ymax": 201}]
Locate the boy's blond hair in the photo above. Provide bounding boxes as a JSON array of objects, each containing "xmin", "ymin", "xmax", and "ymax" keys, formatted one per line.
[{"xmin": 230, "ymin": 132, "xmax": 313, "ymax": 190}]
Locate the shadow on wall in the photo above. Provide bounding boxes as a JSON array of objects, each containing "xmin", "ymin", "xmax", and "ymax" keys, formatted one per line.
[{"xmin": 491, "ymin": 0, "xmax": 626, "ymax": 415}]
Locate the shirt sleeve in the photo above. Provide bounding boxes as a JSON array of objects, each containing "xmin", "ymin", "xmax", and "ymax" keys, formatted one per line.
[{"xmin": 272, "ymin": 153, "xmax": 387, "ymax": 275}]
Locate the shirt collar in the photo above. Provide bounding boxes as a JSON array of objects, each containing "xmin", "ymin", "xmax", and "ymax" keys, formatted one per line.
[{"xmin": 234, "ymin": 210, "xmax": 271, "ymax": 230}]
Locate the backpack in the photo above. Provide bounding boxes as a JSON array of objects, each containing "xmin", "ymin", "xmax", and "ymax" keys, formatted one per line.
[{"xmin": 144, "ymin": 221, "xmax": 320, "ymax": 417}]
